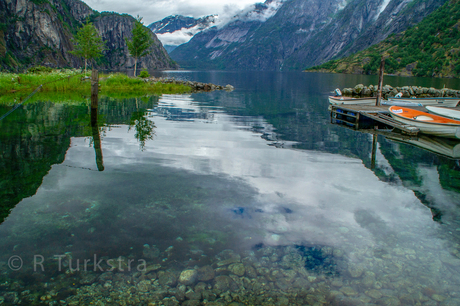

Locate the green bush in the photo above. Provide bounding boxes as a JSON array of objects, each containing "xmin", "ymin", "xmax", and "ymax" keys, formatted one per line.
[
  {"xmin": 139, "ymin": 69, "xmax": 149, "ymax": 78},
  {"xmin": 28, "ymin": 66, "xmax": 53, "ymax": 74}
]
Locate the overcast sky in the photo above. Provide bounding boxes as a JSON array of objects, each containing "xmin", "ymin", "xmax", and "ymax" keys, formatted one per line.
[{"xmin": 82, "ymin": 0, "xmax": 262, "ymax": 25}]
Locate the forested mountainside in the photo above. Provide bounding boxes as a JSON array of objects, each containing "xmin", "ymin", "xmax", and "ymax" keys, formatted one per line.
[
  {"xmin": 0, "ymin": 0, "xmax": 178, "ymax": 71},
  {"xmin": 309, "ymin": 0, "xmax": 460, "ymax": 78},
  {"xmin": 170, "ymin": 0, "xmax": 447, "ymax": 71}
]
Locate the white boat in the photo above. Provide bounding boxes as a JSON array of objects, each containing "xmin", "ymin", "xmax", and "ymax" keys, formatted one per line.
[
  {"xmin": 381, "ymin": 100, "xmax": 422, "ymax": 107},
  {"xmin": 387, "ymin": 135, "xmax": 460, "ymax": 159},
  {"xmin": 426, "ymin": 106, "xmax": 460, "ymax": 120},
  {"xmin": 328, "ymin": 96, "xmax": 377, "ymax": 106},
  {"xmin": 388, "ymin": 96, "xmax": 460, "ymax": 107},
  {"xmin": 389, "ymin": 106, "xmax": 460, "ymax": 139}
]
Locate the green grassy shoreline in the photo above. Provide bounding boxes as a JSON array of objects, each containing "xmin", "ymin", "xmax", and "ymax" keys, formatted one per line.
[{"xmin": 0, "ymin": 70, "xmax": 192, "ymax": 102}]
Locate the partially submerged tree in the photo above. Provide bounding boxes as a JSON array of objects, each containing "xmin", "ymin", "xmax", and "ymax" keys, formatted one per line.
[
  {"xmin": 126, "ymin": 16, "xmax": 153, "ymax": 77},
  {"xmin": 71, "ymin": 21, "xmax": 105, "ymax": 74}
]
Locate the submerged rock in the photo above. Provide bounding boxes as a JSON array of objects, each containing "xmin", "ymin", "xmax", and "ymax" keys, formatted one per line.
[
  {"xmin": 340, "ymin": 286, "xmax": 358, "ymax": 296},
  {"xmin": 365, "ymin": 289, "xmax": 382, "ymax": 299},
  {"xmin": 158, "ymin": 271, "xmax": 178, "ymax": 287},
  {"xmin": 197, "ymin": 265, "xmax": 215, "ymax": 281},
  {"xmin": 228, "ymin": 263, "xmax": 245, "ymax": 276},
  {"xmin": 179, "ymin": 269, "xmax": 198, "ymax": 286},
  {"xmin": 137, "ymin": 280, "xmax": 152, "ymax": 292},
  {"xmin": 213, "ymin": 275, "xmax": 237, "ymax": 292},
  {"xmin": 348, "ymin": 264, "xmax": 364, "ymax": 278},
  {"xmin": 143, "ymin": 244, "xmax": 160, "ymax": 259}
]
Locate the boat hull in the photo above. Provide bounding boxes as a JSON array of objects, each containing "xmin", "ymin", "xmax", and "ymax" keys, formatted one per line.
[
  {"xmin": 328, "ymin": 96, "xmax": 376, "ymax": 105},
  {"xmin": 381, "ymin": 100, "xmax": 422, "ymax": 107},
  {"xmin": 389, "ymin": 106, "xmax": 460, "ymax": 139},
  {"xmin": 387, "ymin": 135, "xmax": 460, "ymax": 159},
  {"xmin": 426, "ymin": 106, "xmax": 460, "ymax": 120},
  {"xmin": 388, "ymin": 97, "xmax": 460, "ymax": 107}
]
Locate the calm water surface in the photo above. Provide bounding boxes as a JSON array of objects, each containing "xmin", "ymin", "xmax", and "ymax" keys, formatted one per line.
[{"xmin": 1, "ymin": 71, "xmax": 460, "ymax": 305}]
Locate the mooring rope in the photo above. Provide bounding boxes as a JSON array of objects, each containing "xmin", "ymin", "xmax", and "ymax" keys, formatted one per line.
[
  {"xmin": 62, "ymin": 164, "xmax": 100, "ymax": 172},
  {"xmin": 0, "ymin": 73, "xmax": 85, "ymax": 121},
  {"xmin": 0, "ymin": 84, "xmax": 43, "ymax": 121}
]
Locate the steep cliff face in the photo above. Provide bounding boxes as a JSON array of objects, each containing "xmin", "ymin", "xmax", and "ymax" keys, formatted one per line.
[
  {"xmin": 170, "ymin": 0, "xmax": 447, "ymax": 70},
  {"xmin": 337, "ymin": 0, "xmax": 447, "ymax": 57},
  {"xmin": 0, "ymin": 0, "xmax": 89, "ymax": 68},
  {"xmin": 93, "ymin": 13, "xmax": 177, "ymax": 70},
  {"xmin": 288, "ymin": 0, "xmax": 447, "ymax": 67},
  {"xmin": 0, "ymin": 0, "xmax": 178, "ymax": 71}
]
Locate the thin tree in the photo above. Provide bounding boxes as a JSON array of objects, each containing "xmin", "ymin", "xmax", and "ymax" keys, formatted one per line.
[
  {"xmin": 125, "ymin": 16, "xmax": 153, "ymax": 77},
  {"xmin": 71, "ymin": 21, "xmax": 105, "ymax": 74}
]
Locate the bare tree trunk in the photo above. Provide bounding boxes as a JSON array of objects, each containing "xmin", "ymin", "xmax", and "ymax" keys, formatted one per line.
[
  {"xmin": 85, "ymin": 58, "xmax": 88, "ymax": 75},
  {"xmin": 134, "ymin": 58, "xmax": 138, "ymax": 77}
]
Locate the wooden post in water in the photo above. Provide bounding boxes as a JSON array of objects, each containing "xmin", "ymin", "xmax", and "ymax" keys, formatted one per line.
[
  {"xmin": 91, "ymin": 69, "xmax": 99, "ymax": 109},
  {"xmin": 90, "ymin": 69, "xmax": 103, "ymax": 171},
  {"xmin": 376, "ymin": 57, "xmax": 385, "ymax": 106},
  {"xmin": 371, "ymin": 133, "xmax": 378, "ymax": 170},
  {"xmin": 91, "ymin": 107, "xmax": 104, "ymax": 171}
]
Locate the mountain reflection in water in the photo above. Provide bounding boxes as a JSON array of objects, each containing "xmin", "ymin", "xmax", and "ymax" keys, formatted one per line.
[{"xmin": 0, "ymin": 72, "xmax": 460, "ymax": 305}]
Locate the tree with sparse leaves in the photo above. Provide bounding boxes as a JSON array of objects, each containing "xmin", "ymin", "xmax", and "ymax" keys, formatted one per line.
[
  {"xmin": 70, "ymin": 21, "xmax": 105, "ymax": 74},
  {"xmin": 125, "ymin": 16, "xmax": 153, "ymax": 77}
]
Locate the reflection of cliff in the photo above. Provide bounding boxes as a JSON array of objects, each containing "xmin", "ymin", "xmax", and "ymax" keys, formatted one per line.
[
  {"xmin": 0, "ymin": 97, "xmax": 158, "ymax": 224},
  {"xmin": 200, "ymin": 87, "xmax": 375, "ymax": 163},
  {"xmin": 195, "ymin": 85, "xmax": 460, "ymax": 225}
]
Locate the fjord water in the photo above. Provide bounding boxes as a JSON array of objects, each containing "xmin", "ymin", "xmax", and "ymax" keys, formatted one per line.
[{"xmin": 1, "ymin": 71, "xmax": 460, "ymax": 305}]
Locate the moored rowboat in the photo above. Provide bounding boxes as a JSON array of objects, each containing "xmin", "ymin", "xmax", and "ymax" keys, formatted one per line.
[
  {"xmin": 389, "ymin": 106, "xmax": 460, "ymax": 139},
  {"xmin": 426, "ymin": 106, "xmax": 460, "ymax": 120},
  {"xmin": 388, "ymin": 97, "xmax": 460, "ymax": 107},
  {"xmin": 328, "ymin": 96, "xmax": 376, "ymax": 105},
  {"xmin": 381, "ymin": 100, "xmax": 422, "ymax": 107}
]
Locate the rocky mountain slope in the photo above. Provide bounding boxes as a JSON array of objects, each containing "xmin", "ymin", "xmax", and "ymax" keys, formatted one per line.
[
  {"xmin": 308, "ymin": 0, "xmax": 460, "ymax": 78},
  {"xmin": 0, "ymin": 0, "xmax": 178, "ymax": 71},
  {"xmin": 148, "ymin": 15, "xmax": 217, "ymax": 53},
  {"xmin": 170, "ymin": 0, "xmax": 447, "ymax": 71}
]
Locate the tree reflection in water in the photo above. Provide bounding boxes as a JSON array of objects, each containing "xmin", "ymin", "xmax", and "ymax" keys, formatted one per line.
[{"xmin": 129, "ymin": 110, "xmax": 156, "ymax": 151}]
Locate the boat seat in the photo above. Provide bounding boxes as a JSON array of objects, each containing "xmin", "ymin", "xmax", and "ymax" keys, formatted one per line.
[{"xmin": 414, "ymin": 116, "xmax": 434, "ymax": 121}]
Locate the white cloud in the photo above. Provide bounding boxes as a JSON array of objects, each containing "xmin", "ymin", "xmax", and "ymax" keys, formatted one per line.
[
  {"xmin": 156, "ymin": 24, "xmax": 209, "ymax": 46},
  {"xmin": 82, "ymin": 0, "xmax": 262, "ymax": 24}
]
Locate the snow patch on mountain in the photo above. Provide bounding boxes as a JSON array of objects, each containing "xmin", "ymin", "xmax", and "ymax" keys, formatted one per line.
[
  {"xmin": 216, "ymin": 0, "xmax": 287, "ymax": 28},
  {"xmin": 156, "ymin": 23, "xmax": 213, "ymax": 46},
  {"xmin": 375, "ymin": 0, "xmax": 392, "ymax": 19},
  {"xmin": 151, "ymin": 0, "xmax": 287, "ymax": 48},
  {"xmin": 150, "ymin": 15, "xmax": 218, "ymax": 47}
]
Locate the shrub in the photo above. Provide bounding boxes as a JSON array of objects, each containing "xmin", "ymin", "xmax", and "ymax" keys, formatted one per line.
[
  {"xmin": 139, "ymin": 69, "xmax": 149, "ymax": 78},
  {"xmin": 28, "ymin": 66, "xmax": 53, "ymax": 74}
]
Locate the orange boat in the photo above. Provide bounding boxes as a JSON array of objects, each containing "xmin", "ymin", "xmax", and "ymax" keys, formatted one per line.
[{"xmin": 389, "ymin": 106, "xmax": 460, "ymax": 139}]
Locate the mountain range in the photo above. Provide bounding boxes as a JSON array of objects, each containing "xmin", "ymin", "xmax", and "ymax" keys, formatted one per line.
[
  {"xmin": 148, "ymin": 15, "xmax": 217, "ymax": 53},
  {"xmin": 0, "ymin": 0, "xmax": 177, "ymax": 71},
  {"xmin": 0, "ymin": 0, "xmax": 453, "ymax": 73},
  {"xmin": 169, "ymin": 0, "xmax": 448, "ymax": 71}
]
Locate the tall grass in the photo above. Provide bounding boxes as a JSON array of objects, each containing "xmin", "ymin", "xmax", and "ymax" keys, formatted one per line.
[
  {"xmin": 100, "ymin": 73, "xmax": 191, "ymax": 95},
  {"xmin": 0, "ymin": 69, "xmax": 88, "ymax": 94},
  {"xmin": 0, "ymin": 70, "xmax": 192, "ymax": 103}
]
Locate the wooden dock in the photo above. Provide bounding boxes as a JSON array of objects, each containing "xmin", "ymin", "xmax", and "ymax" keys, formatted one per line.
[{"xmin": 330, "ymin": 104, "xmax": 420, "ymax": 136}]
